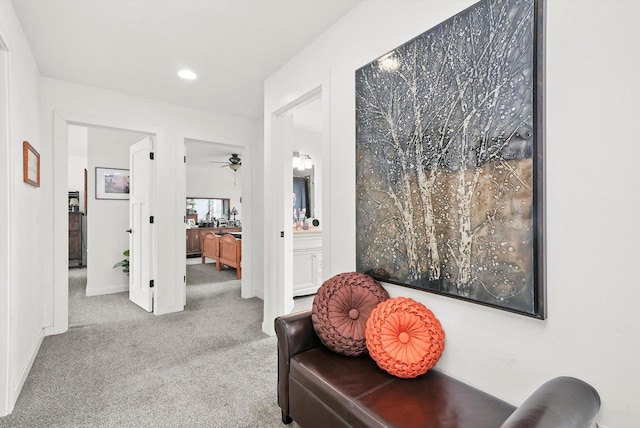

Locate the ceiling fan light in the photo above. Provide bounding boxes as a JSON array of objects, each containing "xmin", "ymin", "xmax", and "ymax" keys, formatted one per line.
[{"xmin": 229, "ymin": 163, "xmax": 241, "ymax": 171}]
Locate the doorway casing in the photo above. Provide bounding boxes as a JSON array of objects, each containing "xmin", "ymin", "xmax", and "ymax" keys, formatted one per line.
[
  {"xmin": 0, "ymin": 30, "xmax": 12, "ymax": 416},
  {"xmin": 180, "ymin": 138, "xmax": 250, "ymax": 306},
  {"xmin": 51, "ymin": 111, "xmax": 169, "ymax": 335},
  {"xmin": 263, "ymin": 82, "xmax": 331, "ymax": 335}
]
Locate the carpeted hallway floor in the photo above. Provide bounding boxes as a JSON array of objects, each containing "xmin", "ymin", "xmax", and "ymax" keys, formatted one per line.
[{"xmin": 0, "ymin": 263, "xmax": 291, "ymax": 428}]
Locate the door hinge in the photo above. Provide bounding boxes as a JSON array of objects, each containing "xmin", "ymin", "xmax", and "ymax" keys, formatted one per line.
[
  {"xmin": 184, "ymin": 155, "xmax": 187, "ymax": 163},
  {"xmin": 184, "ymin": 275, "xmax": 186, "ymax": 283},
  {"xmin": 150, "ymin": 216, "xmax": 154, "ymax": 224},
  {"xmin": 150, "ymin": 152, "xmax": 155, "ymax": 160},
  {"xmin": 149, "ymin": 279, "xmax": 155, "ymax": 288}
]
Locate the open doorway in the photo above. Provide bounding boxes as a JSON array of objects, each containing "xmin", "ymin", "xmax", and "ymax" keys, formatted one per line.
[
  {"xmin": 182, "ymin": 139, "xmax": 246, "ymax": 305},
  {"xmin": 263, "ymin": 84, "xmax": 330, "ymax": 331},
  {"xmin": 289, "ymin": 96, "xmax": 324, "ymax": 310},
  {"xmin": 66, "ymin": 125, "xmax": 154, "ymax": 326}
]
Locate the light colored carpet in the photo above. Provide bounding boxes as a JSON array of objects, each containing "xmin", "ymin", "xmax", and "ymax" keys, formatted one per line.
[{"xmin": 0, "ymin": 265, "xmax": 291, "ymax": 428}]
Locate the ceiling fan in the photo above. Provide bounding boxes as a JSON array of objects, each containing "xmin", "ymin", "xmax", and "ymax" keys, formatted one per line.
[{"xmin": 210, "ymin": 154, "xmax": 242, "ymax": 171}]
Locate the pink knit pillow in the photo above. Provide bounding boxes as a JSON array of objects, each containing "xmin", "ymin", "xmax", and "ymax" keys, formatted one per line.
[{"xmin": 312, "ymin": 272, "xmax": 389, "ymax": 356}]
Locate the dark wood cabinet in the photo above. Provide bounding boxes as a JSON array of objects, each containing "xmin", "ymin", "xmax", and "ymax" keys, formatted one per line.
[
  {"xmin": 186, "ymin": 228, "xmax": 201, "ymax": 256},
  {"xmin": 69, "ymin": 212, "xmax": 84, "ymax": 267}
]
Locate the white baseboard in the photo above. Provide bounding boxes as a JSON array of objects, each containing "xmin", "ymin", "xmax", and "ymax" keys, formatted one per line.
[
  {"xmin": 262, "ymin": 320, "xmax": 275, "ymax": 336},
  {"xmin": 85, "ymin": 285, "xmax": 127, "ymax": 296},
  {"xmin": 43, "ymin": 324, "xmax": 66, "ymax": 336},
  {"xmin": 11, "ymin": 328, "xmax": 44, "ymax": 412},
  {"xmin": 293, "ymin": 285, "xmax": 319, "ymax": 297},
  {"xmin": 154, "ymin": 303, "xmax": 184, "ymax": 315}
]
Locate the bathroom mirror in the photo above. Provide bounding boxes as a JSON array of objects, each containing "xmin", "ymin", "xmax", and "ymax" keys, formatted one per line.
[{"xmin": 293, "ymin": 167, "xmax": 314, "ymax": 221}]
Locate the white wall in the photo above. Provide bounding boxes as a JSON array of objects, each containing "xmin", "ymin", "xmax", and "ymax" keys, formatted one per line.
[
  {"xmin": 67, "ymin": 125, "xmax": 87, "ymax": 211},
  {"xmin": 263, "ymin": 1, "xmax": 640, "ymax": 426},
  {"xmin": 86, "ymin": 126, "xmax": 150, "ymax": 296},
  {"xmin": 251, "ymin": 117, "xmax": 265, "ymax": 299},
  {"xmin": 0, "ymin": 1, "xmax": 45, "ymax": 416},
  {"xmin": 186, "ymin": 164, "xmax": 243, "ymax": 222}
]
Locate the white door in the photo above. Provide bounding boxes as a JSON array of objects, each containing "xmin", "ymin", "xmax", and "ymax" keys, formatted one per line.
[{"xmin": 129, "ymin": 136, "xmax": 154, "ymax": 312}]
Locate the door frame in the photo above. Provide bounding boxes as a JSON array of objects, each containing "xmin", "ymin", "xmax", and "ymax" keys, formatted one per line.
[
  {"xmin": 263, "ymin": 81, "xmax": 331, "ymax": 335},
  {"xmin": 0, "ymin": 31, "xmax": 12, "ymax": 416},
  {"xmin": 51, "ymin": 111, "xmax": 164, "ymax": 334},
  {"xmin": 179, "ymin": 137, "xmax": 250, "ymax": 306}
]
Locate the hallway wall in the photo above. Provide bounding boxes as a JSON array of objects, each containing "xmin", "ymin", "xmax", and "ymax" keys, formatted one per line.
[
  {"xmin": 186, "ymin": 161, "xmax": 243, "ymax": 222},
  {"xmin": 263, "ymin": 1, "xmax": 640, "ymax": 426},
  {"xmin": 0, "ymin": 0, "xmax": 45, "ymax": 416}
]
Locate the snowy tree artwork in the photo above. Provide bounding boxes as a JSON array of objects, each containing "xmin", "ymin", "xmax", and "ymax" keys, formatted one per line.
[{"xmin": 356, "ymin": 0, "xmax": 545, "ymax": 317}]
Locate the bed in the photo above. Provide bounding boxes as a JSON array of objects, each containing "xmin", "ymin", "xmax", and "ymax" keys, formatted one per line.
[{"xmin": 201, "ymin": 232, "xmax": 242, "ymax": 279}]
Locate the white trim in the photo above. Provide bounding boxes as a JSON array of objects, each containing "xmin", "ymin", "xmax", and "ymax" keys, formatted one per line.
[
  {"xmin": 262, "ymin": 81, "xmax": 331, "ymax": 335},
  {"xmin": 48, "ymin": 112, "xmax": 69, "ymax": 334},
  {"xmin": 320, "ymin": 76, "xmax": 332, "ymax": 283},
  {"xmin": 239, "ymin": 146, "xmax": 253, "ymax": 300},
  {"xmin": 85, "ymin": 285, "xmax": 128, "ymax": 297},
  {"xmin": 11, "ymin": 330, "xmax": 43, "ymax": 407},
  {"xmin": 0, "ymin": 29, "xmax": 12, "ymax": 417},
  {"xmin": 178, "ymin": 132, "xmax": 187, "ymax": 308}
]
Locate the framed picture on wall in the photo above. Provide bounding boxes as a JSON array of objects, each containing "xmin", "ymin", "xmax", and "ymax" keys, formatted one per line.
[
  {"xmin": 355, "ymin": 0, "xmax": 546, "ymax": 319},
  {"xmin": 23, "ymin": 141, "xmax": 40, "ymax": 187},
  {"xmin": 95, "ymin": 167, "xmax": 130, "ymax": 200}
]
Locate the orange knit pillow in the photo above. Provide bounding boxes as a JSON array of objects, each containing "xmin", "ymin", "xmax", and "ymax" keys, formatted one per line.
[{"xmin": 365, "ymin": 297, "xmax": 445, "ymax": 378}]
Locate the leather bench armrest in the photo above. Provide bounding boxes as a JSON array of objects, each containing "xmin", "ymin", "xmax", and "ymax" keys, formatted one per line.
[
  {"xmin": 275, "ymin": 309, "xmax": 322, "ymax": 424},
  {"xmin": 500, "ymin": 376, "xmax": 601, "ymax": 428}
]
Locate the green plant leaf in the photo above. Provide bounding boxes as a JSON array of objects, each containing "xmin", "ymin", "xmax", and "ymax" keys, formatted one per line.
[{"xmin": 113, "ymin": 249, "xmax": 130, "ymax": 275}]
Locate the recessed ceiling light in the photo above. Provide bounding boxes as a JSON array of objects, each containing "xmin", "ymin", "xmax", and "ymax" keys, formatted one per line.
[{"xmin": 178, "ymin": 69, "xmax": 197, "ymax": 80}]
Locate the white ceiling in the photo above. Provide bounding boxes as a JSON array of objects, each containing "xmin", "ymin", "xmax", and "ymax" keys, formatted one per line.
[
  {"xmin": 11, "ymin": 0, "xmax": 360, "ymax": 120},
  {"xmin": 185, "ymin": 138, "xmax": 241, "ymax": 168}
]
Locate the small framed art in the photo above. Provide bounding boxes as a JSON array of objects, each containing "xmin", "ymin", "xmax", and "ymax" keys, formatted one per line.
[
  {"xmin": 23, "ymin": 141, "xmax": 40, "ymax": 187},
  {"xmin": 95, "ymin": 167, "xmax": 130, "ymax": 200}
]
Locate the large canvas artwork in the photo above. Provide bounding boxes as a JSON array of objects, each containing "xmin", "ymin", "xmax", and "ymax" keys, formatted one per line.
[{"xmin": 356, "ymin": 0, "xmax": 545, "ymax": 318}]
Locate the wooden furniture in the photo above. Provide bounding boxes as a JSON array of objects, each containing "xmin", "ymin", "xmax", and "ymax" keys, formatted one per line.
[
  {"xmin": 201, "ymin": 232, "xmax": 220, "ymax": 263},
  {"xmin": 186, "ymin": 212, "xmax": 198, "ymax": 224},
  {"xmin": 201, "ymin": 232, "xmax": 242, "ymax": 279},
  {"xmin": 68, "ymin": 212, "xmax": 84, "ymax": 267},
  {"xmin": 185, "ymin": 226, "xmax": 241, "ymax": 257},
  {"xmin": 186, "ymin": 228, "xmax": 201, "ymax": 256},
  {"xmin": 293, "ymin": 229, "xmax": 322, "ymax": 296}
]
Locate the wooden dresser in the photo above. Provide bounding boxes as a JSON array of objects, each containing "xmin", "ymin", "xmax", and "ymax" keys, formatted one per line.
[
  {"xmin": 186, "ymin": 226, "xmax": 242, "ymax": 257},
  {"xmin": 69, "ymin": 212, "xmax": 84, "ymax": 267}
]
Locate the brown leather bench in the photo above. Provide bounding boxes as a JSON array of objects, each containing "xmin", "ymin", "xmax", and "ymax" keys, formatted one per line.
[{"xmin": 276, "ymin": 310, "xmax": 601, "ymax": 428}]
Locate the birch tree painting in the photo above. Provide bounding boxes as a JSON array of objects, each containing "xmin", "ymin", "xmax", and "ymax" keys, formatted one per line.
[{"xmin": 356, "ymin": 0, "xmax": 544, "ymax": 316}]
